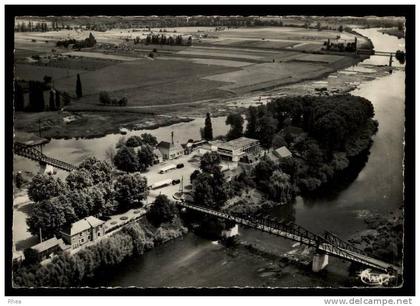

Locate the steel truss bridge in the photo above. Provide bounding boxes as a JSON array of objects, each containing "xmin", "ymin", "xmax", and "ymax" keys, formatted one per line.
[
  {"xmin": 13, "ymin": 141, "xmax": 401, "ymax": 275},
  {"xmin": 14, "ymin": 142, "xmax": 77, "ymax": 172},
  {"xmin": 177, "ymin": 201, "xmax": 402, "ymax": 275},
  {"xmin": 357, "ymin": 49, "xmax": 398, "ymax": 57}
]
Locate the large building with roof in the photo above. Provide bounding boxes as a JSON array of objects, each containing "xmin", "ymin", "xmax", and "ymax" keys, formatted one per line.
[
  {"xmin": 217, "ymin": 137, "xmax": 262, "ymax": 162},
  {"xmin": 157, "ymin": 141, "xmax": 184, "ymax": 160},
  {"xmin": 30, "ymin": 236, "xmax": 70, "ymax": 261},
  {"xmin": 60, "ymin": 216, "xmax": 105, "ymax": 250}
]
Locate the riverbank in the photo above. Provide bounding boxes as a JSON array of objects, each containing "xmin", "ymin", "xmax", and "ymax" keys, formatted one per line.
[
  {"xmin": 379, "ymin": 28, "xmax": 405, "ymax": 39},
  {"xmin": 14, "ymin": 110, "xmax": 193, "ymax": 140},
  {"xmin": 15, "ymin": 58, "xmax": 395, "ymax": 141},
  {"xmin": 12, "ymin": 215, "xmax": 188, "ymax": 287},
  {"xmin": 349, "ymin": 206, "xmax": 403, "ymax": 267},
  {"xmin": 14, "ymin": 52, "xmax": 373, "ymax": 141}
]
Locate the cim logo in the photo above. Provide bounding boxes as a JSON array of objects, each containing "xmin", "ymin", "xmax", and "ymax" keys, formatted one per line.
[{"xmin": 359, "ymin": 269, "xmax": 395, "ymax": 286}]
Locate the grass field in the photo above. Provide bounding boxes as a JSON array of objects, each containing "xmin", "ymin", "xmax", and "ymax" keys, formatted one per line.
[
  {"xmin": 15, "ymin": 64, "xmax": 84, "ymax": 81},
  {"xmin": 14, "ymin": 26, "xmax": 367, "ymax": 116}
]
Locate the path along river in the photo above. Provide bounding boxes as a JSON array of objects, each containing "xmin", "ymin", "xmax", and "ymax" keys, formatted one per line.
[{"xmin": 14, "ymin": 28, "xmax": 405, "ymax": 287}]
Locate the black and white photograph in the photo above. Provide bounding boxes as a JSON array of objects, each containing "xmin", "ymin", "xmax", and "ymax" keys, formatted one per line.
[{"xmin": 3, "ymin": 4, "xmax": 415, "ymax": 298}]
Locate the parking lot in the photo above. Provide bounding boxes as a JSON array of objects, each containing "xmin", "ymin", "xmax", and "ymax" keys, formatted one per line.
[
  {"xmin": 144, "ymin": 152, "xmax": 200, "ymax": 202},
  {"xmin": 144, "ymin": 152, "xmax": 239, "ymax": 203}
]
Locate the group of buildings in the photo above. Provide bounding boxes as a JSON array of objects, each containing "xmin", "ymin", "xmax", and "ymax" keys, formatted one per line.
[
  {"xmin": 18, "ymin": 216, "xmax": 106, "ymax": 264},
  {"xmin": 155, "ymin": 132, "xmax": 292, "ymax": 165},
  {"xmin": 19, "ymin": 133, "xmax": 293, "ymax": 264}
]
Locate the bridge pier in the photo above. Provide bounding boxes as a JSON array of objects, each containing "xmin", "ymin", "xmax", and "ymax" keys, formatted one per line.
[
  {"xmin": 312, "ymin": 251, "xmax": 329, "ymax": 272},
  {"xmin": 221, "ymin": 224, "xmax": 239, "ymax": 238}
]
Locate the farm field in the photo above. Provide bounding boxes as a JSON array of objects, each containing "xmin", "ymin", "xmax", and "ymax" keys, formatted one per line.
[
  {"xmin": 15, "ymin": 64, "xmax": 84, "ymax": 81},
  {"xmin": 13, "ymin": 26, "xmax": 369, "ymax": 137}
]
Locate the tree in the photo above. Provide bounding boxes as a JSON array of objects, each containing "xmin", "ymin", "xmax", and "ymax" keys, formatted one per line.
[
  {"xmin": 62, "ymin": 91, "xmax": 71, "ymax": 106},
  {"xmin": 28, "ymin": 81, "xmax": 45, "ymax": 112},
  {"xmin": 113, "ymin": 146, "xmax": 140, "ymax": 173},
  {"xmin": 99, "ymin": 91, "xmax": 111, "ymax": 105},
  {"xmin": 15, "ymin": 171, "xmax": 24, "ymax": 189},
  {"xmin": 147, "ymin": 194, "xmax": 177, "ymax": 226},
  {"xmin": 316, "ymin": 21, "xmax": 322, "ymax": 31},
  {"xmin": 203, "ymin": 112, "xmax": 213, "ymax": 141},
  {"xmin": 257, "ymin": 115, "xmax": 278, "ymax": 149},
  {"xmin": 118, "ymin": 97, "xmax": 128, "ymax": 106},
  {"xmin": 28, "ymin": 174, "xmax": 66, "ymax": 202},
  {"xmin": 140, "ymin": 133, "xmax": 158, "ymax": 147},
  {"xmin": 271, "ymin": 133, "xmax": 287, "ymax": 149},
  {"xmin": 23, "ymin": 248, "xmax": 40, "ymax": 266},
  {"xmin": 338, "ymin": 25, "xmax": 344, "ymax": 32},
  {"xmin": 253, "ymin": 156, "xmax": 276, "ymax": 191},
  {"xmin": 225, "ymin": 113, "xmax": 244, "ymax": 140},
  {"xmin": 76, "ymin": 74, "xmax": 82, "ymax": 99},
  {"xmin": 268, "ymin": 170, "xmax": 293, "ymax": 203},
  {"xmin": 14, "ymin": 81, "xmax": 25, "ymax": 111},
  {"xmin": 125, "ymin": 136, "xmax": 143, "ymax": 147},
  {"xmin": 65, "ymin": 190, "xmax": 94, "ymax": 219},
  {"xmin": 78, "ymin": 157, "xmax": 112, "ymax": 184},
  {"xmin": 200, "ymin": 152, "xmax": 221, "ymax": 174},
  {"xmin": 192, "ymin": 172, "xmax": 218, "ymax": 209},
  {"xmin": 113, "ymin": 173, "xmax": 148, "ymax": 212},
  {"xmin": 192, "ymin": 169, "xmax": 228, "ymax": 210},
  {"xmin": 27, "ymin": 196, "xmax": 77, "ymax": 238},
  {"xmin": 245, "ymin": 106, "xmax": 258, "ymax": 138},
  {"xmin": 190, "ymin": 169, "xmax": 201, "ymax": 184},
  {"xmin": 137, "ymin": 144, "xmax": 155, "ymax": 172},
  {"xmin": 66, "ymin": 169, "xmax": 94, "ymax": 190},
  {"xmin": 49, "ymin": 90, "xmax": 55, "ymax": 111}
]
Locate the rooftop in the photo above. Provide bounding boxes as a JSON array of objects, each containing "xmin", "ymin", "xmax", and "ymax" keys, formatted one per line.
[
  {"xmin": 63, "ymin": 216, "xmax": 105, "ymax": 236},
  {"xmin": 31, "ymin": 237, "xmax": 64, "ymax": 253},
  {"xmin": 274, "ymin": 146, "xmax": 292, "ymax": 158},
  {"xmin": 218, "ymin": 137, "xmax": 259, "ymax": 151},
  {"xmin": 157, "ymin": 141, "xmax": 183, "ymax": 151}
]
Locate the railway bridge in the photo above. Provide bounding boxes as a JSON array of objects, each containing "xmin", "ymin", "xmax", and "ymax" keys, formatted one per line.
[
  {"xmin": 14, "ymin": 142, "xmax": 401, "ymax": 276},
  {"xmin": 176, "ymin": 201, "xmax": 402, "ymax": 275},
  {"xmin": 14, "ymin": 142, "xmax": 77, "ymax": 172}
]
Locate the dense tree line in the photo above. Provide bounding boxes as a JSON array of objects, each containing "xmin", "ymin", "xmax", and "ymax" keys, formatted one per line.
[
  {"xmin": 14, "ymin": 77, "xmax": 70, "ymax": 112},
  {"xmin": 27, "ymin": 157, "xmax": 149, "ymax": 239},
  {"xmin": 144, "ymin": 34, "xmax": 192, "ymax": 46},
  {"xmin": 56, "ymin": 33, "xmax": 97, "ymax": 49},
  {"xmin": 99, "ymin": 91, "xmax": 128, "ymax": 106},
  {"xmin": 184, "ymin": 152, "xmax": 233, "ymax": 239},
  {"xmin": 237, "ymin": 94, "xmax": 377, "ymax": 194},
  {"xmin": 147, "ymin": 195, "xmax": 178, "ymax": 227},
  {"xmin": 113, "ymin": 134, "xmax": 158, "ymax": 172},
  {"xmin": 225, "ymin": 113, "xmax": 244, "ymax": 141},
  {"xmin": 15, "ymin": 21, "xmax": 49, "ymax": 32},
  {"xmin": 13, "ymin": 222, "xmax": 155, "ymax": 287}
]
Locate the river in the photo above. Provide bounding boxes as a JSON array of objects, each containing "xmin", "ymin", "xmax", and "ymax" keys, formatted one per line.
[{"xmin": 14, "ymin": 28, "xmax": 405, "ymax": 287}]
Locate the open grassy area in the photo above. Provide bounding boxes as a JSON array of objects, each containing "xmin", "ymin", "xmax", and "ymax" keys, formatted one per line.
[
  {"xmin": 14, "ymin": 110, "xmax": 192, "ymax": 139},
  {"xmin": 15, "ymin": 64, "xmax": 84, "ymax": 81},
  {"xmin": 14, "ymin": 26, "xmax": 370, "ymax": 139}
]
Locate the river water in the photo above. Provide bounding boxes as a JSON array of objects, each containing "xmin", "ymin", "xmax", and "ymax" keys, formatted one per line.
[{"xmin": 14, "ymin": 28, "xmax": 405, "ymax": 287}]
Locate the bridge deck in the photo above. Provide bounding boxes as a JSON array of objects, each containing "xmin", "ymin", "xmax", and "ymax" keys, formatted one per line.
[
  {"xmin": 14, "ymin": 142, "xmax": 77, "ymax": 172},
  {"xmin": 177, "ymin": 201, "xmax": 401, "ymax": 274}
]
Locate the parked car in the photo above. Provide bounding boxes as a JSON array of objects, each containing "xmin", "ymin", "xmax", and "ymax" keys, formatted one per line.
[
  {"xmin": 172, "ymin": 179, "xmax": 181, "ymax": 185},
  {"xmin": 151, "ymin": 179, "xmax": 172, "ymax": 190},
  {"xmin": 159, "ymin": 164, "xmax": 176, "ymax": 174},
  {"xmin": 176, "ymin": 163, "xmax": 184, "ymax": 169}
]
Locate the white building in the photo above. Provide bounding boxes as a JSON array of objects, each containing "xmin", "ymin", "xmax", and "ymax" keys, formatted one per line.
[{"xmin": 217, "ymin": 137, "xmax": 262, "ymax": 162}]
